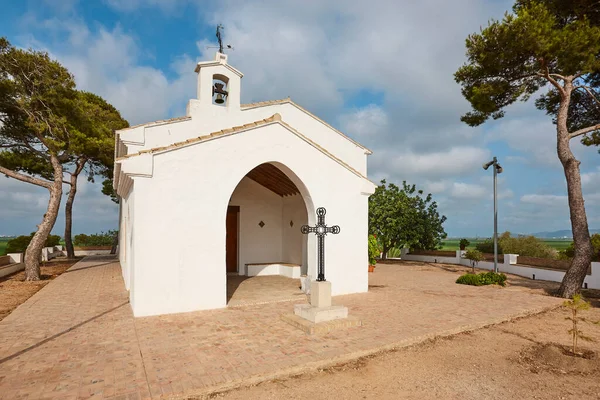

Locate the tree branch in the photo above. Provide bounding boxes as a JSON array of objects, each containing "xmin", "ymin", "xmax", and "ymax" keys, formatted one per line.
[
  {"xmin": 0, "ymin": 165, "xmax": 52, "ymax": 189},
  {"xmin": 582, "ymin": 86, "xmax": 600, "ymax": 108},
  {"xmin": 549, "ymin": 73, "xmax": 567, "ymax": 80},
  {"xmin": 538, "ymin": 64, "xmax": 566, "ymax": 97},
  {"xmin": 570, "ymin": 124, "xmax": 600, "ymax": 139}
]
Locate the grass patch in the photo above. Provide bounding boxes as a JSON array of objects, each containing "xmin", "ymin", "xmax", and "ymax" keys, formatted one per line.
[
  {"xmin": 456, "ymin": 271, "xmax": 507, "ymax": 287},
  {"xmin": 441, "ymin": 238, "xmax": 571, "ymax": 251},
  {"xmin": 0, "ymin": 239, "xmax": 9, "ymax": 256}
]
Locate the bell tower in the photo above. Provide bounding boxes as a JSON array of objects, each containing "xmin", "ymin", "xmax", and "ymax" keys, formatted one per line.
[{"xmin": 193, "ymin": 52, "xmax": 243, "ymax": 110}]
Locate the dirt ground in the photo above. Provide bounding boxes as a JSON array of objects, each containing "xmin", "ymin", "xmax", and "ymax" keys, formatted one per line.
[
  {"xmin": 206, "ymin": 290, "xmax": 600, "ymax": 400},
  {"xmin": 0, "ymin": 257, "xmax": 80, "ymax": 321}
]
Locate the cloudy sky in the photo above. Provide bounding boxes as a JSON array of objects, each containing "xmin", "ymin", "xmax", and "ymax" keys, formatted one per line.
[{"xmin": 0, "ymin": 0, "xmax": 599, "ymax": 238}]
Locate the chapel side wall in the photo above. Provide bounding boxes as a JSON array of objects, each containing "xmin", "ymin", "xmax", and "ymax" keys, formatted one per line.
[
  {"xmin": 281, "ymin": 194, "xmax": 307, "ymax": 266},
  {"xmin": 126, "ymin": 123, "xmax": 370, "ymax": 317},
  {"xmin": 118, "ymin": 190, "xmax": 132, "ymax": 290},
  {"xmin": 128, "ymin": 173, "xmax": 228, "ymax": 317},
  {"xmin": 229, "ymin": 177, "xmax": 283, "ymax": 272}
]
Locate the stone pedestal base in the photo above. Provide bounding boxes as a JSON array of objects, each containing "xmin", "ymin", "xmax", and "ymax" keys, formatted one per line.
[
  {"xmin": 294, "ymin": 304, "xmax": 348, "ymax": 323},
  {"xmin": 280, "ymin": 313, "xmax": 362, "ymax": 335},
  {"xmin": 282, "ymin": 279, "xmax": 360, "ymax": 334}
]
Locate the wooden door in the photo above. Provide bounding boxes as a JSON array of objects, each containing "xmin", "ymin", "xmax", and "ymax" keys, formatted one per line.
[{"xmin": 226, "ymin": 206, "xmax": 239, "ymax": 273}]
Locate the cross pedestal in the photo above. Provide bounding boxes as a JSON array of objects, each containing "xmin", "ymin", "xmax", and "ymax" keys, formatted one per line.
[
  {"xmin": 293, "ymin": 281, "xmax": 349, "ymax": 323},
  {"xmin": 281, "ymin": 207, "xmax": 360, "ymax": 333}
]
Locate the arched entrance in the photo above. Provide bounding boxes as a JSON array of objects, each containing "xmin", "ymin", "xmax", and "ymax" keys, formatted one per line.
[{"xmin": 225, "ymin": 162, "xmax": 315, "ymax": 305}]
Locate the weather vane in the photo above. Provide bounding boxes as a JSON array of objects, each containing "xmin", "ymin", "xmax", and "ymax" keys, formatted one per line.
[{"xmin": 208, "ymin": 24, "xmax": 234, "ymax": 54}]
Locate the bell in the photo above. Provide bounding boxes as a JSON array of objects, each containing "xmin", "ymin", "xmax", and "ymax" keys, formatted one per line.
[{"xmin": 215, "ymin": 94, "xmax": 225, "ymax": 104}]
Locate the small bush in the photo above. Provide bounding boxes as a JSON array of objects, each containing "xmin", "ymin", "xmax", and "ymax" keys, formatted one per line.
[
  {"xmin": 387, "ymin": 247, "xmax": 402, "ymax": 258},
  {"xmin": 475, "ymin": 238, "xmax": 502, "ymax": 254},
  {"xmin": 560, "ymin": 234, "xmax": 600, "ymax": 261},
  {"xmin": 456, "ymin": 271, "xmax": 507, "ymax": 287},
  {"xmin": 6, "ymin": 233, "xmax": 61, "ymax": 254},
  {"xmin": 459, "ymin": 238, "xmax": 470, "ymax": 248},
  {"xmin": 498, "ymin": 232, "xmax": 555, "ymax": 259},
  {"xmin": 368, "ymin": 234, "xmax": 382, "ymax": 265}
]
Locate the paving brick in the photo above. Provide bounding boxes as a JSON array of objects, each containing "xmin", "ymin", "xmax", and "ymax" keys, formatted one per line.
[{"xmin": 0, "ymin": 256, "xmax": 561, "ymax": 399}]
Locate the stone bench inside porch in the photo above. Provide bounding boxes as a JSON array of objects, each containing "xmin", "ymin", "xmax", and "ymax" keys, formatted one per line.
[{"xmin": 245, "ymin": 262, "xmax": 301, "ymax": 279}]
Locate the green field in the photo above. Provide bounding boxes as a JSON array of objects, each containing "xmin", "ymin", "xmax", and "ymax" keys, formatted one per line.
[
  {"xmin": 0, "ymin": 238, "xmax": 9, "ymax": 256},
  {"xmin": 441, "ymin": 238, "xmax": 572, "ymax": 251}
]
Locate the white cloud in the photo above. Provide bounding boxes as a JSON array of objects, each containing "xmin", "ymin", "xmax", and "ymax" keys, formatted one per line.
[
  {"xmin": 339, "ymin": 105, "xmax": 388, "ymax": 138},
  {"xmin": 582, "ymin": 167, "xmax": 600, "ymax": 192},
  {"xmin": 103, "ymin": 0, "xmax": 187, "ymax": 12},
  {"xmin": 450, "ymin": 182, "xmax": 487, "ymax": 199},
  {"xmin": 520, "ymin": 194, "xmax": 567, "ymax": 207},
  {"xmin": 372, "ymin": 146, "xmax": 491, "ymax": 180}
]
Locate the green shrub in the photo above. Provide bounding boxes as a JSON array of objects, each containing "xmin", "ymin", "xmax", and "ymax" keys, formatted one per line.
[
  {"xmin": 559, "ymin": 233, "xmax": 600, "ymax": 261},
  {"xmin": 475, "ymin": 238, "xmax": 501, "ymax": 254},
  {"xmin": 73, "ymin": 230, "xmax": 117, "ymax": 247},
  {"xmin": 498, "ymin": 232, "xmax": 555, "ymax": 259},
  {"xmin": 5, "ymin": 235, "xmax": 31, "ymax": 254},
  {"xmin": 368, "ymin": 234, "xmax": 382, "ymax": 265},
  {"xmin": 455, "ymin": 273, "xmax": 481, "ymax": 286},
  {"xmin": 387, "ymin": 247, "xmax": 402, "ymax": 258},
  {"xmin": 459, "ymin": 238, "xmax": 470, "ymax": 249},
  {"xmin": 456, "ymin": 271, "xmax": 507, "ymax": 287},
  {"xmin": 5, "ymin": 233, "xmax": 61, "ymax": 254}
]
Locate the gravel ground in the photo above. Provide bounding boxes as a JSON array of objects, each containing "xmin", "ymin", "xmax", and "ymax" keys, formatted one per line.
[
  {"xmin": 207, "ymin": 295, "xmax": 600, "ymax": 400},
  {"xmin": 0, "ymin": 257, "xmax": 80, "ymax": 321}
]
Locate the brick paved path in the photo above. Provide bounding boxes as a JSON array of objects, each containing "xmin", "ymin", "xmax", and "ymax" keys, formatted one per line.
[{"xmin": 0, "ymin": 257, "xmax": 562, "ymax": 400}]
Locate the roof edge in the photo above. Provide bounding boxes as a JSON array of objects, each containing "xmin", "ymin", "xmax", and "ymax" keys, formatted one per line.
[
  {"xmin": 116, "ymin": 116, "xmax": 191, "ymax": 133},
  {"xmin": 241, "ymin": 98, "xmax": 373, "ymax": 155},
  {"xmin": 115, "ymin": 113, "xmax": 373, "ymax": 185}
]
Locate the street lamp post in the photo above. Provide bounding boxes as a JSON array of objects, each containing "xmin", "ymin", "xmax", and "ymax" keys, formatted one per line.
[{"xmin": 483, "ymin": 157, "xmax": 503, "ymax": 273}]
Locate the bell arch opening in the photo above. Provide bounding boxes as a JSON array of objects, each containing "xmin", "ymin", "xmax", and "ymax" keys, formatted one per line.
[
  {"xmin": 224, "ymin": 162, "xmax": 316, "ymax": 306},
  {"xmin": 212, "ymin": 74, "xmax": 229, "ymax": 106}
]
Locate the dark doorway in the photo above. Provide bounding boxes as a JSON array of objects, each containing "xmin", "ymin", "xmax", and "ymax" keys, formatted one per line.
[{"xmin": 226, "ymin": 206, "xmax": 239, "ymax": 273}]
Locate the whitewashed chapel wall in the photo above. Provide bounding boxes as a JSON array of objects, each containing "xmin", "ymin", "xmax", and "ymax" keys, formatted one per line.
[
  {"xmin": 281, "ymin": 194, "xmax": 307, "ymax": 267},
  {"xmin": 229, "ymin": 177, "xmax": 283, "ymax": 272},
  {"xmin": 124, "ymin": 123, "xmax": 370, "ymax": 317}
]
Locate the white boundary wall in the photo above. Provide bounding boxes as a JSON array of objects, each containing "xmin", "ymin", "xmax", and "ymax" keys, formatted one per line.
[
  {"xmin": 0, "ymin": 253, "xmax": 25, "ymax": 279},
  {"xmin": 400, "ymin": 248, "xmax": 600, "ymax": 290}
]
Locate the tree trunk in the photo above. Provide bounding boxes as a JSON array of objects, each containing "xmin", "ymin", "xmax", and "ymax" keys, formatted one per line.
[
  {"xmin": 556, "ymin": 82, "xmax": 594, "ymax": 298},
  {"xmin": 110, "ymin": 231, "xmax": 118, "ymax": 255},
  {"xmin": 24, "ymin": 156, "xmax": 63, "ymax": 281},
  {"xmin": 64, "ymin": 173, "xmax": 77, "ymax": 259},
  {"xmin": 382, "ymin": 244, "xmax": 389, "ymax": 260},
  {"xmin": 64, "ymin": 159, "xmax": 86, "ymax": 259}
]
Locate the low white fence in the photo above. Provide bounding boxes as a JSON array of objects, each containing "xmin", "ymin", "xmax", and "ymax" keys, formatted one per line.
[
  {"xmin": 0, "ymin": 246, "xmax": 115, "ymax": 278},
  {"xmin": 399, "ymin": 248, "xmax": 600, "ymax": 290},
  {"xmin": 0, "ymin": 253, "xmax": 25, "ymax": 279}
]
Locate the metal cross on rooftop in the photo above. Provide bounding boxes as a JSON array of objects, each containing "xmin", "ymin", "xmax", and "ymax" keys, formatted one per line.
[
  {"xmin": 301, "ymin": 207, "xmax": 340, "ymax": 282},
  {"xmin": 216, "ymin": 24, "xmax": 224, "ymax": 54}
]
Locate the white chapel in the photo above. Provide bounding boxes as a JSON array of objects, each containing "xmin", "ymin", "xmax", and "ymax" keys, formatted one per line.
[{"xmin": 113, "ymin": 52, "xmax": 376, "ymax": 317}]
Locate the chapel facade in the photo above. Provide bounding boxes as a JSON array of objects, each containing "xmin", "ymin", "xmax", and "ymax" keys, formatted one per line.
[{"xmin": 114, "ymin": 52, "xmax": 376, "ymax": 317}]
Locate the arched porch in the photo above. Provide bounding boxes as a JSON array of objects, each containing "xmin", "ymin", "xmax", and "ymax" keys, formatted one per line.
[{"xmin": 225, "ymin": 162, "xmax": 315, "ymax": 305}]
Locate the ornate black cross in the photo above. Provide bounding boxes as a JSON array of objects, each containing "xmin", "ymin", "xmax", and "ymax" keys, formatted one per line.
[{"xmin": 301, "ymin": 207, "xmax": 340, "ymax": 282}]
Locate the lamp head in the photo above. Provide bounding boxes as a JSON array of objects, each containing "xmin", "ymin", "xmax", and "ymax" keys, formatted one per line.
[{"xmin": 483, "ymin": 160, "xmax": 494, "ymax": 170}]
